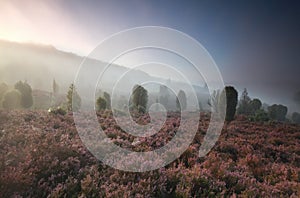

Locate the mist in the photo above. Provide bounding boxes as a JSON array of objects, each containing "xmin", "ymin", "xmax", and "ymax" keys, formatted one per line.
[{"xmin": 1, "ymin": 39, "xmax": 298, "ymax": 113}]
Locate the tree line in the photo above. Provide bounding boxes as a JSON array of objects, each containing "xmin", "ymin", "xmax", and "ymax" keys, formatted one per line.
[{"xmin": 1, "ymin": 80, "xmax": 300, "ymax": 124}]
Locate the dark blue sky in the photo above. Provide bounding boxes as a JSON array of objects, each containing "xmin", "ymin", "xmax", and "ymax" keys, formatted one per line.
[
  {"xmin": 1, "ymin": 0, "xmax": 299, "ymax": 106},
  {"xmin": 61, "ymin": 0, "xmax": 300, "ymax": 104}
]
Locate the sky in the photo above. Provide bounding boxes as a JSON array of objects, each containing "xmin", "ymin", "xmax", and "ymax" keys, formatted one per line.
[{"xmin": 0, "ymin": 0, "xmax": 299, "ymax": 106}]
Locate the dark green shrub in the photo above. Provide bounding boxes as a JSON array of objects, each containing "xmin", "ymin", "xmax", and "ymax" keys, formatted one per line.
[
  {"xmin": 129, "ymin": 104, "xmax": 136, "ymax": 112},
  {"xmin": 250, "ymin": 109, "xmax": 269, "ymax": 122},
  {"xmin": 131, "ymin": 85, "xmax": 148, "ymax": 113},
  {"xmin": 137, "ymin": 105, "xmax": 146, "ymax": 114},
  {"xmin": 268, "ymin": 104, "xmax": 288, "ymax": 122},
  {"xmin": 249, "ymin": 98, "xmax": 262, "ymax": 114},
  {"xmin": 2, "ymin": 90, "xmax": 21, "ymax": 109},
  {"xmin": 219, "ymin": 86, "xmax": 238, "ymax": 122},
  {"xmin": 176, "ymin": 90, "xmax": 187, "ymax": 111},
  {"xmin": 14, "ymin": 81, "xmax": 33, "ymax": 108},
  {"xmin": 103, "ymin": 92, "xmax": 111, "ymax": 109},
  {"xmin": 237, "ymin": 88, "xmax": 262, "ymax": 116},
  {"xmin": 67, "ymin": 84, "xmax": 81, "ymax": 112},
  {"xmin": 292, "ymin": 112, "xmax": 300, "ymax": 124},
  {"xmin": 96, "ymin": 96, "xmax": 106, "ymax": 111}
]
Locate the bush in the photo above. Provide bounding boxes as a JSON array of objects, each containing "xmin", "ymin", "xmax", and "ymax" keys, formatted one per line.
[
  {"xmin": 2, "ymin": 90, "xmax": 21, "ymax": 109},
  {"xmin": 291, "ymin": 112, "xmax": 300, "ymax": 124},
  {"xmin": 67, "ymin": 84, "xmax": 81, "ymax": 112},
  {"xmin": 137, "ymin": 105, "xmax": 146, "ymax": 114},
  {"xmin": 249, "ymin": 98, "xmax": 262, "ymax": 115},
  {"xmin": 103, "ymin": 92, "xmax": 111, "ymax": 109},
  {"xmin": 14, "ymin": 81, "xmax": 33, "ymax": 108},
  {"xmin": 131, "ymin": 85, "xmax": 148, "ymax": 113},
  {"xmin": 250, "ymin": 109, "xmax": 269, "ymax": 122},
  {"xmin": 219, "ymin": 86, "xmax": 238, "ymax": 122},
  {"xmin": 48, "ymin": 106, "xmax": 66, "ymax": 115},
  {"xmin": 176, "ymin": 90, "xmax": 187, "ymax": 111},
  {"xmin": 268, "ymin": 104, "xmax": 288, "ymax": 122},
  {"xmin": 237, "ymin": 89, "xmax": 262, "ymax": 116},
  {"xmin": 96, "ymin": 97, "xmax": 106, "ymax": 111}
]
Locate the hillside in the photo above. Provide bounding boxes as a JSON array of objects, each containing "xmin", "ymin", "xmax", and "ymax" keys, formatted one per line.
[
  {"xmin": 0, "ymin": 40, "xmax": 82, "ymax": 91},
  {"xmin": 0, "ymin": 40, "xmax": 209, "ymax": 105},
  {"xmin": 0, "ymin": 110, "xmax": 299, "ymax": 197},
  {"xmin": 0, "ymin": 40, "xmax": 149, "ymax": 93}
]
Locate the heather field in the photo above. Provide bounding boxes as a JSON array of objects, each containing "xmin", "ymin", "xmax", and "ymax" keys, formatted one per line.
[
  {"xmin": 0, "ymin": 110, "xmax": 299, "ymax": 197},
  {"xmin": 1, "ymin": 1, "xmax": 300, "ymax": 197}
]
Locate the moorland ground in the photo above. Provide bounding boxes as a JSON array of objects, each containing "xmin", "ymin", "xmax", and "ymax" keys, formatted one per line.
[{"xmin": 0, "ymin": 110, "xmax": 299, "ymax": 197}]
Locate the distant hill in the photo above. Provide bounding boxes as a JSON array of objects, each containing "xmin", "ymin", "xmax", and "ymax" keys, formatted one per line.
[
  {"xmin": 0, "ymin": 40, "xmax": 82, "ymax": 91},
  {"xmin": 0, "ymin": 40, "xmax": 210, "ymax": 110},
  {"xmin": 0, "ymin": 40, "xmax": 159, "ymax": 92}
]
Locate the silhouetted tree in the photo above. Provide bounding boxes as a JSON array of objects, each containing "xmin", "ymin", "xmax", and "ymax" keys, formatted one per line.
[
  {"xmin": 52, "ymin": 79, "xmax": 59, "ymax": 95},
  {"xmin": 96, "ymin": 96, "xmax": 107, "ymax": 111},
  {"xmin": 67, "ymin": 84, "xmax": 81, "ymax": 112},
  {"xmin": 219, "ymin": 86, "xmax": 238, "ymax": 122},
  {"xmin": 2, "ymin": 90, "xmax": 21, "ymax": 109},
  {"xmin": 132, "ymin": 85, "xmax": 148, "ymax": 113},
  {"xmin": 268, "ymin": 104, "xmax": 288, "ymax": 122},
  {"xmin": 14, "ymin": 81, "xmax": 33, "ymax": 108},
  {"xmin": 237, "ymin": 88, "xmax": 251, "ymax": 115},
  {"xmin": 176, "ymin": 90, "xmax": 187, "ymax": 111},
  {"xmin": 51, "ymin": 79, "xmax": 60, "ymax": 107}
]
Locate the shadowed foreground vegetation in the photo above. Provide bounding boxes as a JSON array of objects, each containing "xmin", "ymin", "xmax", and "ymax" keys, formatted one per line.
[{"xmin": 0, "ymin": 110, "xmax": 299, "ymax": 197}]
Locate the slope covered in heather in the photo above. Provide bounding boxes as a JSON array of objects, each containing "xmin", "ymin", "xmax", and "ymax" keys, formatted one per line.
[{"xmin": 0, "ymin": 110, "xmax": 299, "ymax": 197}]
